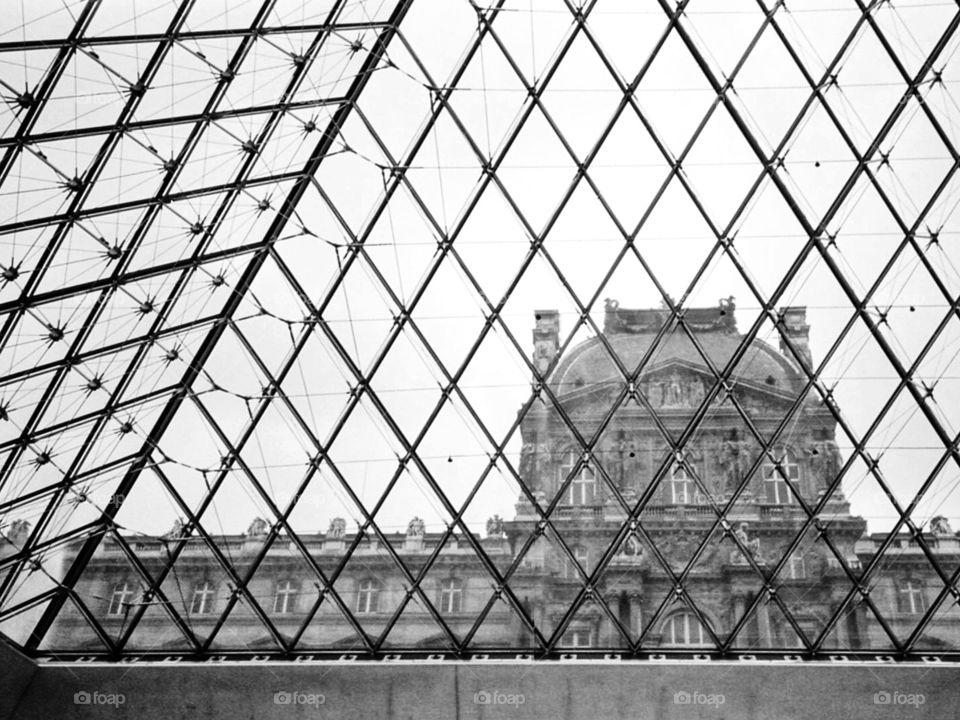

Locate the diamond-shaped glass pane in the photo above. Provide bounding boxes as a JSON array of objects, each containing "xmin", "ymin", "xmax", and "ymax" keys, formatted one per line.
[{"xmin": 0, "ymin": 0, "xmax": 958, "ymax": 661}]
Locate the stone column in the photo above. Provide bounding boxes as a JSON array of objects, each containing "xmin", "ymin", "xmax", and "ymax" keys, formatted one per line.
[
  {"xmin": 602, "ymin": 594, "xmax": 619, "ymax": 645},
  {"xmin": 629, "ymin": 593, "xmax": 643, "ymax": 637},
  {"xmin": 757, "ymin": 599, "xmax": 772, "ymax": 648}
]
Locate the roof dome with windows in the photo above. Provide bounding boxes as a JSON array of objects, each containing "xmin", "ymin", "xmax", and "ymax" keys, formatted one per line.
[{"xmin": 536, "ymin": 298, "xmax": 812, "ymax": 400}]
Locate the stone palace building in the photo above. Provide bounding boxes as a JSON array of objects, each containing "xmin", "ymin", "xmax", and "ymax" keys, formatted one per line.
[{"xmin": 7, "ymin": 300, "xmax": 959, "ymax": 655}]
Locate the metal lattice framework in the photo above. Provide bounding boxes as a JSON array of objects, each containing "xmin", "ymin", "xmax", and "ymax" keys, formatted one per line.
[{"xmin": 2, "ymin": 0, "xmax": 960, "ymax": 660}]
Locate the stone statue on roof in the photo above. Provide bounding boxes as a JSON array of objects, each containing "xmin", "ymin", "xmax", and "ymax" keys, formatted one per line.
[
  {"xmin": 246, "ymin": 517, "xmax": 268, "ymax": 537},
  {"xmin": 162, "ymin": 518, "xmax": 187, "ymax": 540},
  {"xmin": 930, "ymin": 516, "xmax": 953, "ymax": 536},
  {"xmin": 407, "ymin": 516, "xmax": 425, "ymax": 537},
  {"xmin": 327, "ymin": 517, "xmax": 346, "ymax": 539},
  {"xmin": 718, "ymin": 295, "xmax": 736, "ymax": 331}
]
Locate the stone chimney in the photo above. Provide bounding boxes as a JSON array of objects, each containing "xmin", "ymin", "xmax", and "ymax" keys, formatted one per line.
[
  {"xmin": 778, "ymin": 306, "xmax": 812, "ymax": 369},
  {"xmin": 532, "ymin": 310, "xmax": 559, "ymax": 377}
]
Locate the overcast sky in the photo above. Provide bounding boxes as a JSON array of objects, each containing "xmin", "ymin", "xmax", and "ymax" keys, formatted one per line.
[{"xmin": 1, "ymin": 0, "xmax": 959, "ymax": 551}]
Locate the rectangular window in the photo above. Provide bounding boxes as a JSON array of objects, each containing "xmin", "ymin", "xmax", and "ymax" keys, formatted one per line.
[
  {"xmin": 763, "ymin": 455, "xmax": 799, "ymax": 504},
  {"xmin": 562, "ymin": 547, "xmax": 590, "ymax": 580},
  {"xmin": 273, "ymin": 580, "xmax": 298, "ymax": 614},
  {"xmin": 440, "ymin": 580, "xmax": 462, "ymax": 614},
  {"xmin": 560, "ymin": 627, "xmax": 594, "ymax": 648},
  {"xmin": 897, "ymin": 582, "xmax": 926, "ymax": 614},
  {"xmin": 190, "ymin": 582, "xmax": 215, "ymax": 615},
  {"xmin": 559, "ymin": 451, "xmax": 597, "ymax": 505},
  {"xmin": 357, "ymin": 580, "xmax": 379, "ymax": 614},
  {"xmin": 788, "ymin": 554, "xmax": 806, "ymax": 579},
  {"xmin": 107, "ymin": 582, "xmax": 133, "ymax": 616}
]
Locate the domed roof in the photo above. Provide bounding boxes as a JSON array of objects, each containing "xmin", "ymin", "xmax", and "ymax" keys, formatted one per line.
[{"xmin": 551, "ymin": 302, "xmax": 803, "ymax": 396}]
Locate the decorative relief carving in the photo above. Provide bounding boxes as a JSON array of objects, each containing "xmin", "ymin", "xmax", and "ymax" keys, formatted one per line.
[
  {"xmin": 601, "ymin": 430, "xmax": 640, "ymax": 494},
  {"xmin": 730, "ymin": 523, "xmax": 764, "ymax": 565},
  {"xmin": 519, "ymin": 437, "xmax": 554, "ymax": 494},
  {"xmin": 659, "ymin": 534, "xmax": 719, "ymax": 570},
  {"xmin": 719, "ymin": 438, "xmax": 752, "ymax": 493},
  {"xmin": 639, "ymin": 374, "xmax": 706, "ymax": 409},
  {"xmin": 807, "ymin": 439, "xmax": 841, "ymax": 486},
  {"xmin": 620, "ymin": 534, "xmax": 643, "ymax": 557}
]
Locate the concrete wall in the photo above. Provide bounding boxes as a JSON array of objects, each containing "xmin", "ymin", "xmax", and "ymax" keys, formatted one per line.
[
  {"xmin": 2, "ymin": 652, "xmax": 959, "ymax": 720},
  {"xmin": 0, "ymin": 639, "xmax": 37, "ymax": 720}
]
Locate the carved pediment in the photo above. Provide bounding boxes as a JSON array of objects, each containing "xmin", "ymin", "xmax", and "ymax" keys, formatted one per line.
[
  {"xmin": 558, "ymin": 360, "xmax": 796, "ymax": 416},
  {"xmin": 637, "ymin": 367, "xmax": 706, "ymax": 410}
]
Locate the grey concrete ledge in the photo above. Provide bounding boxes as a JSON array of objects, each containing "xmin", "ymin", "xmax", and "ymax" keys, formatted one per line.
[{"xmin": 4, "ymin": 657, "xmax": 960, "ymax": 720}]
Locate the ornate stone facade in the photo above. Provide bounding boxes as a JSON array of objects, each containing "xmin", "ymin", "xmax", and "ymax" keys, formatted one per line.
[{"xmin": 22, "ymin": 301, "xmax": 960, "ymax": 654}]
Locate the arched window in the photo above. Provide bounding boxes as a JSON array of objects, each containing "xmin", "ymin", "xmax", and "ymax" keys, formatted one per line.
[
  {"xmin": 762, "ymin": 451, "xmax": 800, "ymax": 504},
  {"xmin": 558, "ymin": 450, "xmax": 596, "ymax": 505},
  {"xmin": 670, "ymin": 463, "xmax": 697, "ymax": 504},
  {"xmin": 190, "ymin": 581, "xmax": 215, "ymax": 615},
  {"xmin": 439, "ymin": 578, "xmax": 463, "ymax": 614},
  {"xmin": 897, "ymin": 580, "xmax": 926, "ymax": 614},
  {"xmin": 273, "ymin": 579, "xmax": 299, "ymax": 614},
  {"xmin": 107, "ymin": 581, "xmax": 134, "ymax": 616},
  {"xmin": 662, "ymin": 611, "xmax": 709, "ymax": 647},
  {"xmin": 356, "ymin": 578, "xmax": 380, "ymax": 614}
]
